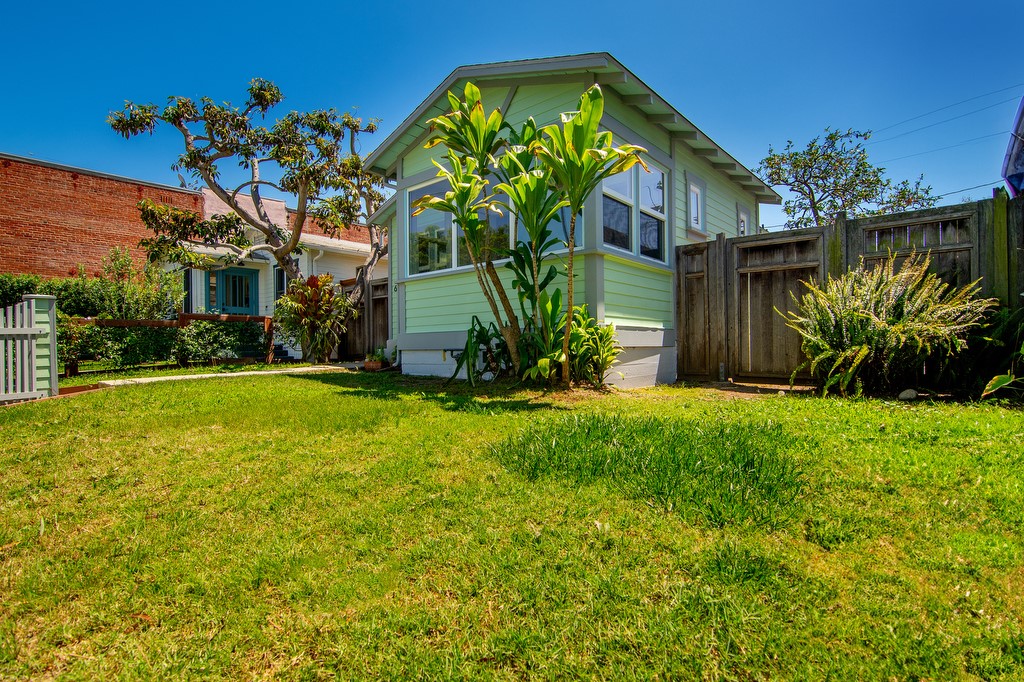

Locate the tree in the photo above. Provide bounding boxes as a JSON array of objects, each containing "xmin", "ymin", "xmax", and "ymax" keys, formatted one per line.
[
  {"xmin": 108, "ymin": 79, "xmax": 388, "ymax": 315},
  {"xmin": 532, "ymin": 86, "xmax": 646, "ymax": 385},
  {"xmin": 759, "ymin": 128, "xmax": 937, "ymax": 230}
]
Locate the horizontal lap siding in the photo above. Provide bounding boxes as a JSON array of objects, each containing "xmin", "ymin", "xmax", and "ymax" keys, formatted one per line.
[
  {"xmin": 504, "ymin": 84, "xmax": 580, "ymax": 128},
  {"xmin": 603, "ymin": 257, "xmax": 672, "ymax": 329},
  {"xmin": 403, "ymin": 257, "xmax": 585, "ymax": 334},
  {"xmin": 674, "ymin": 144, "xmax": 760, "ymax": 245}
]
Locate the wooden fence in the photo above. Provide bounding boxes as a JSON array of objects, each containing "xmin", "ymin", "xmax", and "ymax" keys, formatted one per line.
[
  {"xmin": 1, "ymin": 295, "xmax": 57, "ymax": 404},
  {"xmin": 338, "ymin": 278, "xmax": 389, "ymax": 359},
  {"xmin": 677, "ymin": 191, "xmax": 1024, "ymax": 382}
]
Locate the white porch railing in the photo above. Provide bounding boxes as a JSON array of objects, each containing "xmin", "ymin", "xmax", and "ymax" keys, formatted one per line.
[{"xmin": 1, "ymin": 295, "xmax": 58, "ymax": 404}]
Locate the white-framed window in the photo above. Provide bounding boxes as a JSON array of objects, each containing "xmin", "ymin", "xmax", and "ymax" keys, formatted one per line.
[
  {"xmin": 737, "ymin": 203, "xmax": 752, "ymax": 237},
  {"xmin": 688, "ymin": 178, "xmax": 706, "ymax": 233},
  {"xmin": 408, "ymin": 180, "xmax": 454, "ymax": 275},
  {"xmin": 602, "ymin": 162, "xmax": 667, "ymax": 263},
  {"xmin": 407, "ymin": 178, "xmax": 583, "ymax": 278}
]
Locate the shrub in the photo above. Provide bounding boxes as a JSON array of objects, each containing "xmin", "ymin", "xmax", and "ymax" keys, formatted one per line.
[
  {"xmin": 40, "ymin": 271, "xmax": 107, "ymax": 317},
  {"xmin": 174, "ymin": 321, "xmax": 226, "ymax": 365},
  {"xmin": 274, "ymin": 274, "xmax": 349, "ymax": 363},
  {"xmin": 783, "ymin": 253, "xmax": 996, "ymax": 396},
  {"xmin": 97, "ymin": 247, "xmax": 184, "ymax": 319},
  {"xmin": 493, "ymin": 414, "xmax": 804, "ymax": 529},
  {"xmin": 99, "ymin": 326, "xmax": 178, "ymax": 368},
  {"xmin": 55, "ymin": 313, "xmax": 103, "ymax": 376},
  {"xmin": 0, "ymin": 274, "xmax": 42, "ymax": 308}
]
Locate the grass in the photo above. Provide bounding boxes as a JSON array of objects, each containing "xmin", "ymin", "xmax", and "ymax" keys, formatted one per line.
[
  {"xmin": 58, "ymin": 362, "xmax": 313, "ymax": 388},
  {"xmin": 1, "ymin": 372, "xmax": 1023, "ymax": 679}
]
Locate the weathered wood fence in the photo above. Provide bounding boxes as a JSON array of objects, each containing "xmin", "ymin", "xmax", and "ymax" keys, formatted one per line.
[
  {"xmin": 1, "ymin": 295, "xmax": 58, "ymax": 404},
  {"xmin": 339, "ymin": 278, "xmax": 389, "ymax": 359},
  {"xmin": 677, "ymin": 191, "xmax": 1024, "ymax": 382}
]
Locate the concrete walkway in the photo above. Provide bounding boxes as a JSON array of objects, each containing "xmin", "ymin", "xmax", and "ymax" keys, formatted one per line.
[{"xmin": 98, "ymin": 364, "xmax": 360, "ymax": 387}]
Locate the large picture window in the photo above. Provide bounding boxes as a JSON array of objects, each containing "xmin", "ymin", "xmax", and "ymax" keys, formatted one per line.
[
  {"xmin": 517, "ymin": 205, "xmax": 582, "ymax": 247},
  {"xmin": 458, "ymin": 193, "xmax": 511, "ymax": 266},
  {"xmin": 408, "ymin": 181, "xmax": 453, "ymax": 275},
  {"xmin": 602, "ymin": 162, "xmax": 667, "ymax": 263}
]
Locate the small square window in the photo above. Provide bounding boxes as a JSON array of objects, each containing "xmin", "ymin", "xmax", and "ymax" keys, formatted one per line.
[{"xmin": 689, "ymin": 182, "xmax": 705, "ymax": 232}]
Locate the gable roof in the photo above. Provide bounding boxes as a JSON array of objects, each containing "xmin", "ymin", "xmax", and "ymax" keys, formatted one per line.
[{"xmin": 364, "ymin": 53, "xmax": 781, "ymax": 204}]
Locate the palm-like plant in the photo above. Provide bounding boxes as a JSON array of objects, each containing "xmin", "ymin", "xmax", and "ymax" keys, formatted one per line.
[
  {"xmin": 532, "ymin": 85, "xmax": 646, "ymax": 385},
  {"xmin": 411, "ymin": 152, "xmax": 523, "ymax": 367}
]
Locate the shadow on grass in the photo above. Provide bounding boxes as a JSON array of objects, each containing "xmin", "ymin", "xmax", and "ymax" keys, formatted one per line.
[{"xmin": 289, "ymin": 369, "xmax": 567, "ymax": 414}]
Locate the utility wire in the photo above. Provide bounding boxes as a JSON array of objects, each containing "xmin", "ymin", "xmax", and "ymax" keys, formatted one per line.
[
  {"xmin": 868, "ymin": 97, "xmax": 1020, "ymax": 145},
  {"xmin": 935, "ymin": 180, "xmax": 1005, "ymax": 199},
  {"xmin": 874, "ymin": 83, "xmax": 1024, "ymax": 133},
  {"xmin": 878, "ymin": 131, "xmax": 1009, "ymax": 163}
]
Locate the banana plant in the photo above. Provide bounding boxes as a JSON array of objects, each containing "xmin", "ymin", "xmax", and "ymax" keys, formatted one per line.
[{"xmin": 532, "ymin": 85, "xmax": 647, "ymax": 386}]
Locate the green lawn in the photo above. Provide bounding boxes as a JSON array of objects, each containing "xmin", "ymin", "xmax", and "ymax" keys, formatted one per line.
[
  {"xmin": 2, "ymin": 373, "xmax": 1023, "ymax": 679},
  {"xmin": 58, "ymin": 362, "xmax": 313, "ymax": 388}
]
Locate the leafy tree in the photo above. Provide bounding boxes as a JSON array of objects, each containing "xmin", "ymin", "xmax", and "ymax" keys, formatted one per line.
[
  {"xmin": 109, "ymin": 79, "xmax": 388, "ymax": 315},
  {"xmin": 533, "ymin": 86, "xmax": 646, "ymax": 385},
  {"xmin": 759, "ymin": 128, "xmax": 937, "ymax": 230}
]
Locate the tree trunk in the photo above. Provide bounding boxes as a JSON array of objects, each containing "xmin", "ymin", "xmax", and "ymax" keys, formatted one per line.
[{"xmin": 561, "ymin": 213, "xmax": 577, "ymax": 387}]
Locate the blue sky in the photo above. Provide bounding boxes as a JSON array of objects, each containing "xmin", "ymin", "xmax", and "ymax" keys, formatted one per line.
[{"xmin": 1, "ymin": 0, "xmax": 1017, "ymax": 229}]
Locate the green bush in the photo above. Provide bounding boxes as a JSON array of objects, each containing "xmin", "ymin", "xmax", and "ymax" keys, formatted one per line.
[
  {"xmin": 0, "ymin": 274, "xmax": 42, "ymax": 308},
  {"xmin": 783, "ymin": 253, "xmax": 996, "ymax": 396},
  {"xmin": 99, "ymin": 327, "xmax": 178, "ymax": 369},
  {"xmin": 493, "ymin": 414, "xmax": 804, "ymax": 529},
  {"xmin": 174, "ymin": 321, "xmax": 225, "ymax": 365},
  {"xmin": 39, "ymin": 272, "xmax": 107, "ymax": 317}
]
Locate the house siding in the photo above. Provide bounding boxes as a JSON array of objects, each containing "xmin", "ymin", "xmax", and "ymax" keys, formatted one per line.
[
  {"xmin": 383, "ymin": 64, "xmax": 770, "ymax": 385},
  {"xmin": 602, "ymin": 256, "xmax": 673, "ymax": 329}
]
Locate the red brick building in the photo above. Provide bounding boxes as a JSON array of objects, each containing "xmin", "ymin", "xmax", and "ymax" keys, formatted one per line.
[
  {"xmin": 0, "ymin": 152, "xmax": 377, "ymax": 279},
  {"xmin": 0, "ymin": 152, "xmax": 204, "ymax": 278}
]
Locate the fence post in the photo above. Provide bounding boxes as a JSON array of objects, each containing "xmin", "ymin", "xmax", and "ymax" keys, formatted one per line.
[
  {"xmin": 826, "ymin": 212, "xmax": 848, "ymax": 279},
  {"xmin": 990, "ymin": 188, "xmax": 1010, "ymax": 305},
  {"xmin": 24, "ymin": 295, "xmax": 58, "ymax": 398}
]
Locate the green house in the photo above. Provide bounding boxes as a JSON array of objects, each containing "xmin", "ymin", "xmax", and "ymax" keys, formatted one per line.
[{"xmin": 365, "ymin": 53, "xmax": 781, "ymax": 386}]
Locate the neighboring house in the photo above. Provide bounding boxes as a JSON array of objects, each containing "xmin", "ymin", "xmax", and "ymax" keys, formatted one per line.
[
  {"xmin": 0, "ymin": 152, "xmax": 388, "ymax": 356},
  {"xmin": 364, "ymin": 53, "xmax": 782, "ymax": 386}
]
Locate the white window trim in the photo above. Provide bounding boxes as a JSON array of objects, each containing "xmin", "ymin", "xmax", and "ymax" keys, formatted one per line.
[
  {"xmin": 688, "ymin": 176, "xmax": 707, "ymax": 234},
  {"xmin": 601, "ymin": 159, "xmax": 669, "ymax": 264}
]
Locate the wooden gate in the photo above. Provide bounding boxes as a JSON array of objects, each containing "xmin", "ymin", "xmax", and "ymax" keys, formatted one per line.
[
  {"xmin": 339, "ymin": 279, "xmax": 390, "ymax": 359},
  {"xmin": 730, "ymin": 231, "xmax": 822, "ymax": 379},
  {"xmin": 676, "ymin": 231, "xmax": 821, "ymax": 382},
  {"xmin": 2, "ymin": 295, "xmax": 58, "ymax": 404}
]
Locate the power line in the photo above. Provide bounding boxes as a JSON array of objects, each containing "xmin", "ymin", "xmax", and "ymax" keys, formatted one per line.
[
  {"xmin": 935, "ymin": 179, "xmax": 1005, "ymax": 199},
  {"xmin": 868, "ymin": 97, "xmax": 1020, "ymax": 145},
  {"xmin": 878, "ymin": 131, "xmax": 1009, "ymax": 163},
  {"xmin": 874, "ymin": 83, "xmax": 1024, "ymax": 133}
]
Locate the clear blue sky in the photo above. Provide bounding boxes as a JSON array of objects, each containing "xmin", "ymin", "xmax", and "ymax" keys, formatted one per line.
[{"xmin": 1, "ymin": 0, "xmax": 1017, "ymax": 229}]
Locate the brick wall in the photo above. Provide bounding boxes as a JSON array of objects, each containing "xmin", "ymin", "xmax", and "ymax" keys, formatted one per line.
[
  {"xmin": 289, "ymin": 211, "xmax": 372, "ymax": 244},
  {"xmin": 0, "ymin": 155, "xmax": 202, "ymax": 278}
]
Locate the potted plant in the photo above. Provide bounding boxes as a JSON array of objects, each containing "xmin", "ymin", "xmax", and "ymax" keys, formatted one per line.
[{"xmin": 364, "ymin": 347, "xmax": 387, "ymax": 372}]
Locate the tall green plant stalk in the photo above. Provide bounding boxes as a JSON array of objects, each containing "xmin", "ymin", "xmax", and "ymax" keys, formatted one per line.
[
  {"xmin": 415, "ymin": 83, "xmax": 524, "ymax": 370},
  {"xmin": 532, "ymin": 86, "xmax": 646, "ymax": 386}
]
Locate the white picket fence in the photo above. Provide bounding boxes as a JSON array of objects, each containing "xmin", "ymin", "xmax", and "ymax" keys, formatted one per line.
[{"xmin": 1, "ymin": 295, "xmax": 58, "ymax": 405}]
